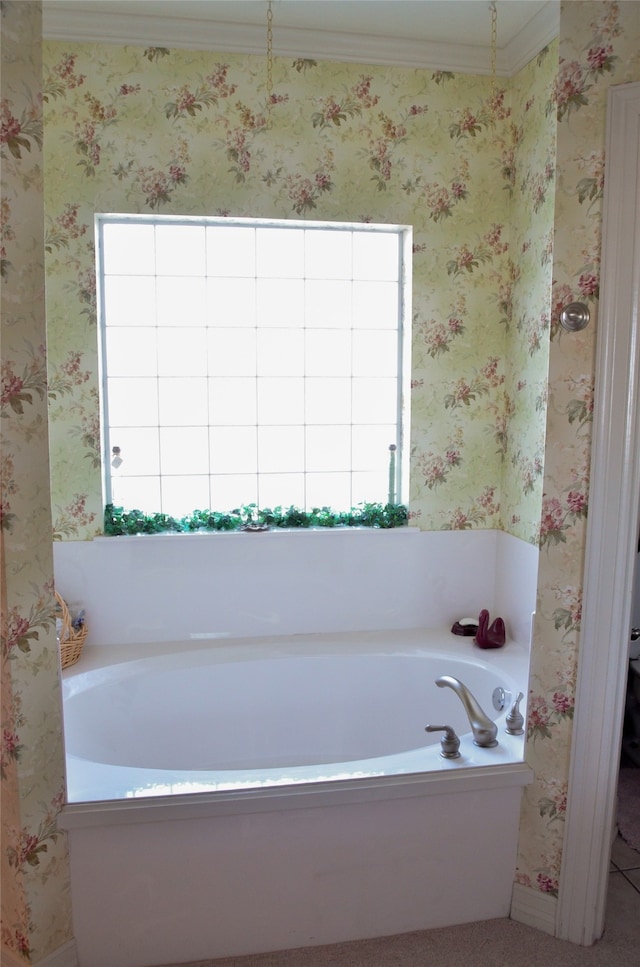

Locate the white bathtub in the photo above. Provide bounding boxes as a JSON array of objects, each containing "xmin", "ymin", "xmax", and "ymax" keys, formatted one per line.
[
  {"xmin": 60, "ymin": 627, "xmax": 533, "ymax": 967},
  {"xmin": 62, "ymin": 627, "xmax": 528, "ymax": 803}
]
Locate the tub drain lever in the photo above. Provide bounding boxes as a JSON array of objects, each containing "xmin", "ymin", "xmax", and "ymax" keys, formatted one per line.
[{"xmin": 425, "ymin": 724, "xmax": 461, "ymax": 759}]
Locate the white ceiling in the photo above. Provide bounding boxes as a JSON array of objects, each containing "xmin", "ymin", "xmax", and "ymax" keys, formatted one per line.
[{"xmin": 42, "ymin": 0, "xmax": 559, "ymax": 74}]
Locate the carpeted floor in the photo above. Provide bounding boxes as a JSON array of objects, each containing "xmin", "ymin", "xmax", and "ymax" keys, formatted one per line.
[
  {"xmin": 159, "ymin": 917, "xmax": 640, "ymax": 967},
  {"xmin": 617, "ymin": 766, "xmax": 640, "ymax": 851},
  {"xmin": 158, "ymin": 856, "xmax": 640, "ymax": 967},
  {"xmin": 156, "ymin": 776, "xmax": 640, "ymax": 967}
]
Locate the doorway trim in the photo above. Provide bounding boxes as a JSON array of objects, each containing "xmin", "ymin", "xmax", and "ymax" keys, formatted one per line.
[{"xmin": 555, "ymin": 82, "xmax": 640, "ymax": 945}]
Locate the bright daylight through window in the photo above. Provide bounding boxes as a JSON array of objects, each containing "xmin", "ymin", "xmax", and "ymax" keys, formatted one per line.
[{"xmin": 97, "ymin": 214, "xmax": 411, "ymax": 530}]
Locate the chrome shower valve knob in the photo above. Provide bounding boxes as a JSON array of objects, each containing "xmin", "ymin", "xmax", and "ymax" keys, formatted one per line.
[{"xmin": 505, "ymin": 692, "xmax": 525, "ymax": 735}]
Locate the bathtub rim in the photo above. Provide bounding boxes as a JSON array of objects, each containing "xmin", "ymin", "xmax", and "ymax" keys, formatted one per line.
[
  {"xmin": 59, "ymin": 761, "xmax": 534, "ymax": 829},
  {"xmin": 61, "ymin": 625, "xmax": 532, "ymax": 820},
  {"xmin": 62, "ymin": 627, "xmax": 529, "ymax": 808},
  {"xmin": 61, "ymin": 623, "xmax": 531, "ymax": 672}
]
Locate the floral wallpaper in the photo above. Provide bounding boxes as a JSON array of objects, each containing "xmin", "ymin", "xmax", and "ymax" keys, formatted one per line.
[
  {"xmin": 1, "ymin": 2, "xmax": 73, "ymax": 964},
  {"xmin": 2, "ymin": 4, "xmax": 640, "ymax": 962},
  {"xmin": 41, "ymin": 33, "xmax": 555, "ymax": 545},
  {"xmin": 516, "ymin": 0, "xmax": 640, "ymax": 898},
  {"xmin": 500, "ymin": 50, "xmax": 556, "ymax": 543}
]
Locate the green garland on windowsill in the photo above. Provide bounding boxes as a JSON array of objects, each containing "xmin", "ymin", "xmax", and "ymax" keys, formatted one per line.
[{"xmin": 104, "ymin": 502, "xmax": 408, "ymax": 536}]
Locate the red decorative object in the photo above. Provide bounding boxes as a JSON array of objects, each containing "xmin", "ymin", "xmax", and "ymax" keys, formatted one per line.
[{"xmin": 475, "ymin": 609, "xmax": 505, "ymax": 649}]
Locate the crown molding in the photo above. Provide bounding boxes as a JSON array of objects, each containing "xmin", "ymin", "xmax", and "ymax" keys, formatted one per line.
[
  {"xmin": 42, "ymin": 2, "xmax": 559, "ymax": 76},
  {"xmin": 504, "ymin": 0, "xmax": 559, "ymax": 74}
]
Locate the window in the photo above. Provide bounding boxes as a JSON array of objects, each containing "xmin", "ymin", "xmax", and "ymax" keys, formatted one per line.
[{"xmin": 97, "ymin": 215, "xmax": 411, "ymax": 518}]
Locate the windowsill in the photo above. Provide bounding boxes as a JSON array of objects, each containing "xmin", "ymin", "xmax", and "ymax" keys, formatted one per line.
[{"xmin": 93, "ymin": 525, "xmax": 420, "ymax": 542}]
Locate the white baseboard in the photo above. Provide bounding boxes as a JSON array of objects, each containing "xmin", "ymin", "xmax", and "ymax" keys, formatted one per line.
[
  {"xmin": 2, "ymin": 939, "xmax": 78, "ymax": 967},
  {"xmin": 34, "ymin": 939, "xmax": 79, "ymax": 967},
  {"xmin": 510, "ymin": 882, "xmax": 557, "ymax": 936}
]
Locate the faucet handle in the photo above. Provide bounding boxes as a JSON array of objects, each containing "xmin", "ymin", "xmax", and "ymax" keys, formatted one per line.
[
  {"xmin": 505, "ymin": 692, "xmax": 525, "ymax": 734},
  {"xmin": 425, "ymin": 723, "xmax": 461, "ymax": 759}
]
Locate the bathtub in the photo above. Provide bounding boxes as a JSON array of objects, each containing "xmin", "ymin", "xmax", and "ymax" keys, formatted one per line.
[
  {"xmin": 60, "ymin": 627, "xmax": 533, "ymax": 967},
  {"xmin": 62, "ymin": 627, "xmax": 528, "ymax": 802}
]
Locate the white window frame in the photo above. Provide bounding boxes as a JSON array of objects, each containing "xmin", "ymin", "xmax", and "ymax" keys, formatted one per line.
[{"xmin": 96, "ymin": 213, "xmax": 412, "ymax": 518}]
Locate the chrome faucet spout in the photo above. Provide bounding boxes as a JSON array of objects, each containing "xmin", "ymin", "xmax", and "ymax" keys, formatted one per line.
[{"xmin": 436, "ymin": 675, "xmax": 498, "ymax": 748}]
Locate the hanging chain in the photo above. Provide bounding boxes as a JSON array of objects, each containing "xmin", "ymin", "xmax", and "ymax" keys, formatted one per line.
[
  {"xmin": 266, "ymin": 1, "xmax": 274, "ymax": 129},
  {"xmin": 490, "ymin": 1, "xmax": 497, "ymax": 100}
]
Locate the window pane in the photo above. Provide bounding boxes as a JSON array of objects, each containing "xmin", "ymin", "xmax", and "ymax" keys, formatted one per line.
[
  {"xmin": 155, "ymin": 223, "xmax": 206, "ymax": 276},
  {"xmin": 111, "ymin": 476, "xmax": 161, "ymax": 512},
  {"xmin": 108, "ymin": 378, "xmax": 158, "ymax": 426},
  {"xmin": 207, "ymin": 278, "xmax": 255, "ymax": 327},
  {"xmin": 210, "ymin": 426, "xmax": 258, "ymax": 474},
  {"xmin": 160, "ymin": 427, "xmax": 209, "ymax": 475},
  {"xmin": 305, "ymin": 280, "xmax": 351, "ymax": 329},
  {"xmin": 352, "ymin": 470, "xmax": 388, "ymax": 505},
  {"xmin": 258, "ymin": 426, "xmax": 305, "ymax": 473},
  {"xmin": 306, "ymin": 472, "xmax": 351, "ymax": 510},
  {"xmin": 209, "ymin": 377, "xmax": 257, "ymax": 425},
  {"xmin": 305, "ymin": 378, "xmax": 351, "ymax": 424},
  {"xmin": 305, "ymin": 329, "xmax": 351, "ymax": 377},
  {"xmin": 158, "ymin": 377, "xmax": 208, "ymax": 426},
  {"xmin": 103, "ymin": 222, "xmax": 155, "ymax": 275},
  {"xmin": 104, "ymin": 276, "xmax": 156, "ymax": 326},
  {"xmin": 157, "ymin": 328, "xmax": 208, "ymax": 377},
  {"xmin": 108, "ymin": 427, "xmax": 160, "ymax": 476},
  {"xmin": 211, "ymin": 474, "xmax": 258, "ymax": 510},
  {"xmin": 161, "ymin": 475, "xmax": 210, "ymax": 516},
  {"xmin": 256, "ymin": 279, "xmax": 305, "ymax": 327},
  {"xmin": 306, "ymin": 425, "xmax": 351, "ymax": 471},
  {"xmin": 208, "ymin": 329, "xmax": 257, "ymax": 376},
  {"xmin": 257, "ymin": 378, "xmax": 304, "ymax": 424},
  {"xmin": 257, "ymin": 329, "xmax": 304, "ymax": 376},
  {"xmin": 106, "ymin": 328, "xmax": 157, "ymax": 377},
  {"xmin": 258, "ymin": 473, "xmax": 305, "ymax": 509},
  {"xmin": 352, "ymin": 330, "xmax": 398, "ymax": 377},
  {"xmin": 99, "ymin": 216, "xmax": 407, "ymax": 515},
  {"xmin": 206, "ymin": 225, "xmax": 256, "ymax": 277},
  {"xmin": 156, "ymin": 277, "xmax": 207, "ymax": 327},
  {"xmin": 353, "ymin": 232, "xmax": 399, "ymax": 280},
  {"xmin": 352, "ymin": 378, "xmax": 397, "ymax": 423},
  {"xmin": 352, "ymin": 425, "xmax": 397, "ymax": 471},
  {"xmin": 353, "ymin": 281, "xmax": 398, "ymax": 329},
  {"xmin": 305, "ymin": 230, "xmax": 352, "ymax": 279},
  {"xmin": 256, "ymin": 227, "xmax": 304, "ymax": 278}
]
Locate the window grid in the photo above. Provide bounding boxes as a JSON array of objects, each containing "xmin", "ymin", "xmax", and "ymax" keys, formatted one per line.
[{"xmin": 98, "ymin": 215, "xmax": 409, "ymax": 518}]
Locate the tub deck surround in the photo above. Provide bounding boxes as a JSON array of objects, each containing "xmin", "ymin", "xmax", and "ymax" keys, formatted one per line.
[
  {"xmin": 55, "ymin": 529, "xmax": 537, "ymax": 967},
  {"xmin": 61, "ymin": 627, "xmax": 530, "ymax": 804},
  {"xmin": 63, "ymin": 785, "xmax": 531, "ymax": 967},
  {"xmin": 52, "ymin": 527, "xmax": 540, "ymax": 647},
  {"xmin": 60, "ymin": 629, "xmax": 532, "ymax": 967},
  {"xmin": 61, "ymin": 759, "xmax": 532, "ymax": 967}
]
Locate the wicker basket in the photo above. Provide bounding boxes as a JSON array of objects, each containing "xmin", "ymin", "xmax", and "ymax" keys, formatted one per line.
[{"xmin": 55, "ymin": 591, "xmax": 88, "ymax": 669}]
